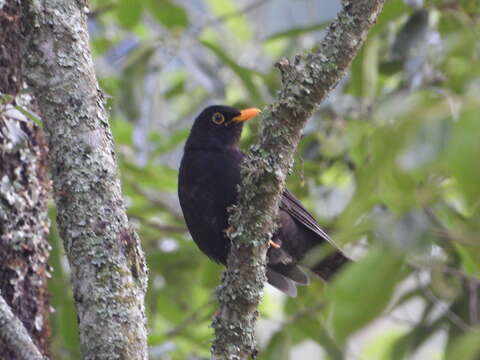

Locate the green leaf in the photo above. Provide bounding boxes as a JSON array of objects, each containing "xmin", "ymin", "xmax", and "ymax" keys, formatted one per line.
[
  {"xmin": 150, "ymin": 128, "xmax": 189, "ymax": 156},
  {"xmin": 164, "ymin": 78, "xmax": 185, "ymax": 99},
  {"xmin": 147, "ymin": 0, "xmax": 189, "ymax": 29},
  {"xmin": 323, "ymin": 247, "xmax": 405, "ymax": 343},
  {"xmin": 0, "ymin": 93, "xmax": 14, "ymax": 104},
  {"xmin": 446, "ymin": 108, "xmax": 480, "ymax": 210},
  {"xmin": 200, "ymin": 39, "xmax": 264, "ymax": 102},
  {"xmin": 48, "ymin": 209, "xmax": 80, "ymax": 358},
  {"xmin": 155, "ymin": 292, "xmax": 187, "ymax": 323},
  {"xmin": 445, "ymin": 328, "xmax": 480, "ymax": 360},
  {"xmin": 122, "ymin": 162, "xmax": 178, "ymax": 190},
  {"xmin": 362, "ymin": 328, "xmax": 407, "ymax": 360},
  {"xmin": 14, "ymin": 105, "xmax": 43, "ymax": 127},
  {"xmin": 370, "ymin": 0, "xmax": 408, "ymax": 36},
  {"xmin": 116, "ymin": 0, "xmax": 143, "ymax": 29},
  {"xmin": 455, "ymin": 244, "xmax": 480, "ymax": 279},
  {"xmin": 379, "ymin": 60, "xmax": 403, "ymax": 75},
  {"xmin": 347, "ymin": 34, "xmax": 379, "ymax": 99},
  {"xmin": 362, "ymin": 35, "xmax": 379, "ymax": 99},
  {"xmin": 265, "ymin": 22, "xmax": 329, "ymax": 42},
  {"xmin": 288, "ymin": 317, "xmax": 343, "ymax": 360},
  {"xmin": 111, "ymin": 118, "xmax": 134, "ymax": 145},
  {"xmin": 261, "ymin": 330, "xmax": 291, "ymax": 360},
  {"xmin": 118, "ymin": 43, "xmax": 155, "ymax": 120},
  {"xmin": 391, "ymin": 314, "xmax": 444, "ymax": 360},
  {"xmin": 460, "ymin": 0, "xmax": 480, "ymax": 16},
  {"xmin": 206, "ymin": 0, "xmax": 252, "ymax": 42},
  {"xmin": 347, "ymin": 43, "xmax": 364, "ymax": 97}
]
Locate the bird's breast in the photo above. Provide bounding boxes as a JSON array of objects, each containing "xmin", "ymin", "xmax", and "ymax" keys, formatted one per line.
[{"xmin": 178, "ymin": 149, "xmax": 242, "ymax": 263}]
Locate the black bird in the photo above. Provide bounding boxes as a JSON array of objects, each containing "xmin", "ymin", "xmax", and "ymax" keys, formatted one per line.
[{"xmin": 178, "ymin": 105, "xmax": 349, "ymax": 296}]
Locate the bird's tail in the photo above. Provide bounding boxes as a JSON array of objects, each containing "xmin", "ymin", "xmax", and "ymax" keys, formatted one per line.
[
  {"xmin": 311, "ymin": 250, "xmax": 351, "ymax": 281},
  {"xmin": 266, "ymin": 250, "xmax": 350, "ymax": 297}
]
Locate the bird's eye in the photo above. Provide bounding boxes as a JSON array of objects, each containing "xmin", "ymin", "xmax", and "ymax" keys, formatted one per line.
[{"xmin": 212, "ymin": 112, "xmax": 225, "ymax": 125}]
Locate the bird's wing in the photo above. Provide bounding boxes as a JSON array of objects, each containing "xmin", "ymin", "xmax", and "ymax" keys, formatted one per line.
[
  {"xmin": 239, "ymin": 150, "xmax": 342, "ymax": 250},
  {"xmin": 280, "ymin": 189, "xmax": 341, "ymax": 249}
]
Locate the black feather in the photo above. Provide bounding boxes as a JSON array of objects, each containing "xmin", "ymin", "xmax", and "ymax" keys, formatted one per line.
[{"xmin": 178, "ymin": 105, "xmax": 350, "ymax": 296}]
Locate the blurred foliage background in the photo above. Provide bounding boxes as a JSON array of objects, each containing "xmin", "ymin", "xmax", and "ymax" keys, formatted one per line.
[{"xmin": 46, "ymin": 0, "xmax": 480, "ymax": 359}]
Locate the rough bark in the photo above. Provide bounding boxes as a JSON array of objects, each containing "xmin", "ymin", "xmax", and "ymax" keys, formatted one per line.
[
  {"xmin": 0, "ymin": 102, "xmax": 51, "ymax": 358},
  {"xmin": 0, "ymin": 0, "xmax": 51, "ymax": 357},
  {"xmin": 20, "ymin": 1, "xmax": 148, "ymax": 359},
  {"xmin": 0, "ymin": 294, "xmax": 44, "ymax": 360},
  {"xmin": 211, "ymin": 1, "xmax": 386, "ymax": 359}
]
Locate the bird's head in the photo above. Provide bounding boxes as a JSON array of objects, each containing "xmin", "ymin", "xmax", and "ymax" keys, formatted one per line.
[{"xmin": 185, "ymin": 105, "xmax": 261, "ymax": 150}]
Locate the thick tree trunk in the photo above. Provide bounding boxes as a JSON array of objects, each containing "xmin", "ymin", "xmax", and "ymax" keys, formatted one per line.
[
  {"xmin": 212, "ymin": 1, "xmax": 387, "ymax": 359},
  {"xmin": 0, "ymin": 0, "xmax": 51, "ymax": 357},
  {"xmin": 20, "ymin": 1, "xmax": 149, "ymax": 359}
]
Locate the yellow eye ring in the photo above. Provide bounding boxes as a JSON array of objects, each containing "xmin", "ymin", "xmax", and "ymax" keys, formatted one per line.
[{"xmin": 212, "ymin": 112, "xmax": 225, "ymax": 125}]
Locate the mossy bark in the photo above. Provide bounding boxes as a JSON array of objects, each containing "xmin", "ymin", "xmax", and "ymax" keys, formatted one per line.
[
  {"xmin": 20, "ymin": 1, "xmax": 148, "ymax": 359},
  {"xmin": 0, "ymin": 0, "xmax": 50, "ymax": 357},
  {"xmin": 212, "ymin": 1, "xmax": 386, "ymax": 359}
]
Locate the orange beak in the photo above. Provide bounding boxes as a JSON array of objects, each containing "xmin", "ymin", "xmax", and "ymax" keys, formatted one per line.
[{"xmin": 232, "ymin": 108, "xmax": 261, "ymax": 123}]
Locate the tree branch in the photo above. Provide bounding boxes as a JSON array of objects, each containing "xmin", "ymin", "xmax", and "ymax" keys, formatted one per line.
[
  {"xmin": 21, "ymin": 1, "xmax": 148, "ymax": 358},
  {"xmin": 0, "ymin": 293, "xmax": 44, "ymax": 360},
  {"xmin": 212, "ymin": 1, "xmax": 386, "ymax": 358}
]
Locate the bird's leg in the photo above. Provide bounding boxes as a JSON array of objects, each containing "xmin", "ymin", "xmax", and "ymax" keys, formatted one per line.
[{"xmin": 269, "ymin": 240, "xmax": 281, "ymax": 248}]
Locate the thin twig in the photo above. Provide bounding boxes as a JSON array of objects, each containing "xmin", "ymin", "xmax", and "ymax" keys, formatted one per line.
[
  {"xmin": 166, "ymin": 299, "xmax": 215, "ymax": 338},
  {"xmin": 468, "ymin": 281, "xmax": 479, "ymax": 325},
  {"xmin": 283, "ymin": 302, "xmax": 325, "ymax": 325},
  {"xmin": 409, "ymin": 261, "xmax": 480, "ymax": 285},
  {"xmin": 129, "ymin": 181, "xmax": 185, "ymax": 221},
  {"xmin": 414, "ymin": 272, "xmax": 472, "ymax": 333},
  {"xmin": 129, "ymin": 214, "xmax": 187, "ymax": 234},
  {"xmin": 200, "ymin": 0, "xmax": 270, "ymax": 30}
]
